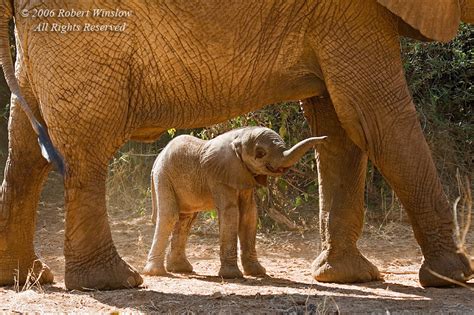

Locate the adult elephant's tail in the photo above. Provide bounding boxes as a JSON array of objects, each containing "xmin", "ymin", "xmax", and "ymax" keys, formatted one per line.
[{"xmin": 0, "ymin": 1, "xmax": 64, "ymax": 175}]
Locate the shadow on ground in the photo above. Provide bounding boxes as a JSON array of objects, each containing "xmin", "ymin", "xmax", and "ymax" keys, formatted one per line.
[{"xmin": 2, "ymin": 277, "xmax": 473, "ymax": 313}]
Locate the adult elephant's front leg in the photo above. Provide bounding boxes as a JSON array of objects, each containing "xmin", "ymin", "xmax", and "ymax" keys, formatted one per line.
[
  {"xmin": 316, "ymin": 3, "xmax": 473, "ymax": 286},
  {"xmin": 302, "ymin": 97, "xmax": 380, "ymax": 283}
]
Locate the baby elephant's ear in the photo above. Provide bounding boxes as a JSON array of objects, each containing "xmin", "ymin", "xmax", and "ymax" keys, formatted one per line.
[{"xmin": 201, "ymin": 136, "xmax": 257, "ymax": 190}]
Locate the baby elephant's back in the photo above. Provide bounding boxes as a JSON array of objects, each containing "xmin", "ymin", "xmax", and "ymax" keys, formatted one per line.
[{"xmin": 153, "ymin": 135, "xmax": 204, "ymax": 177}]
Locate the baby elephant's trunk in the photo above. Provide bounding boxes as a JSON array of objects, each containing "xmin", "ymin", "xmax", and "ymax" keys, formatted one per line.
[{"xmin": 279, "ymin": 136, "xmax": 327, "ymax": 168}]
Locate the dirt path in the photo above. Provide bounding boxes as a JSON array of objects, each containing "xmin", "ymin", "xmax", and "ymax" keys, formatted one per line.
[{"xmin": 1, "ymin": 174, "xmax": 473, "ymax": 313}]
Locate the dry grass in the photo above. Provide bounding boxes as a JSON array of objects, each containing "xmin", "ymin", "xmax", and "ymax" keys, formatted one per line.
[
  {"xmin": 107, "ymin": 145, "xmax": 157, "ymax": 216},
  {"xmin": 316, "ymin": 296, "xmax": 340, "ymax": 315},
  {"xmin": 425, "ymin": 268, "xmax": 473, "ymax": 290},
  {"xmin": 13, "ymin": 260, "xmax": 45, "ymax": 293}
]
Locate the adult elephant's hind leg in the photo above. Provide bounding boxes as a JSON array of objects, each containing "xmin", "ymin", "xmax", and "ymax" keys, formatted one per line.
[
  {"xmin": 302, "ymin": 97, "xmax": 380, "ymax": 283},
  {"xmin": 61, "ymin": 144, "xmax": 142, "ymax": 290},
  {"xmin": 0, "ymin": 96, "xmax": 53, "ymax": 286}
]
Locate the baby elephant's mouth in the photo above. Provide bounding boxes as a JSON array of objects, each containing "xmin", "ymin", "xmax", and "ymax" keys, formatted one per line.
[{"xmin": 266, "ymin": 164, "xmax": 289, "ymax": 174}]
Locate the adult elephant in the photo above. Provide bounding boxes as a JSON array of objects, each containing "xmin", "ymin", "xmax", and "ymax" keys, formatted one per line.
[{"xmin": 0, "ymin": 0, "xmax": 472, "ymax": 290}]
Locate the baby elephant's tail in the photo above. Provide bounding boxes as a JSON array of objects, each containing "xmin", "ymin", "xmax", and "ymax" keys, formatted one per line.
[{"xmin": 150, "ymin": 176, "xmax": 157, "ymax": 224}]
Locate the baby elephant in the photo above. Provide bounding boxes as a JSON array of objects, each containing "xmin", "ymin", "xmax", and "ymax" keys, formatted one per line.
[{"xmin": 143, "ymin": 127, "xmax": 326, "ymax": 278}]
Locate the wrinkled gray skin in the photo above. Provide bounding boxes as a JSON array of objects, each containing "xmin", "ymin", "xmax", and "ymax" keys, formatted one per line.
[{"xmin": 143, "ymin": 127, "xmax": 325, "ymax": 278}]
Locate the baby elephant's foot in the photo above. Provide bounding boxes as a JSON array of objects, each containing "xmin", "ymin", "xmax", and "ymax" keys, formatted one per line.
[
  {"xmin": 166, "ymin": 255, "xmax": 193, "ymax": 273},
  {"xmin": 243, "ymin": 261, "xmax": 266, "ymax": 277},
  {"xmin": 218, "ymin": 265, "xmax": 243, "ymax": 279},
  {"xmin": 143, "ymin": 260, "xmax": 167, "ymax": 276}
]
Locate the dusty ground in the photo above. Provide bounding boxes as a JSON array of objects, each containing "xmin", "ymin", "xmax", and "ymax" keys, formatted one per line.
[{"xmin": 0, "ymin": 173, "xmax": 473, "ymax": 314}]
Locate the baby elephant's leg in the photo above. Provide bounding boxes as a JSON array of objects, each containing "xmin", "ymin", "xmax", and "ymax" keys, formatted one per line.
[
  {"xmin": 166, "ymin": 213, "xmax": 198, "ymax": 273},
  {"xmin": 213, "ymin": 186, "xmax": 243, "ymax": 278},
  {"xmin": 143, "ymin": 177, "xmax": 178, "ymax": 276},
  {"xmin": 239, "ymin": 190, "xmax": 266, "ymax": 277}
]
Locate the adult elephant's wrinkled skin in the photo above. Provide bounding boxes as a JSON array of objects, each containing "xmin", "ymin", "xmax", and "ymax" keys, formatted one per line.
[{"xmin": 0, "ymin": 0, "xmax": 473, "ymax": 290}]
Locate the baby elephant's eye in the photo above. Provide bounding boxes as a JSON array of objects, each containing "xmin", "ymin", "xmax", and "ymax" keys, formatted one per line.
[{"xmin": 255, "ymin": 148, "xmax": 266, "ymax": 159}]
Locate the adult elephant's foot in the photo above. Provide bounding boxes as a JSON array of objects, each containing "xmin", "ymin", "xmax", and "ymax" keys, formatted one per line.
[
  {"xmin": 242, "ymin": 260, "xmax": 266, "ymax": 277},
  {"xmin": 0, "ymin": 251, "xmax": 54, "ymax": 286},
  {"xmin": 419, "ymin": 251, "xmax": 473, "ymax": 287},
  {"xmin": 65, "ymin": 254, "xmax": 142, "ymax": 290},
  {"xmin": 218, "ymin": 264, "xmax": 243, "ymax": 279},
  {"xmin": 312, "ymin": 248, "xmax": 381, "ymax": 283},
  {"xmin": 143, "ymin": 259, "xmax": 167, "ymax": 276},
  {"xmin": 166, "ymin": 255, "xmax": 193, "ymax": 273}
]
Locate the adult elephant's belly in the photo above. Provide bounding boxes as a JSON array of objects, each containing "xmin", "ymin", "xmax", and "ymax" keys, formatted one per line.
[
  {"xmin": 129, "ymin": 23, "xmax": 327, "ymax": 132},
  {"xmin": 131, "ymin": 62, "xmax": 326, "ymax": 133},
  {"xmin": 123, "ymin": 1, "xmax": 326, "ymax": 132},
  {"xmin": 130, "ymin": 68, "xmax": 326, "ymax": 142}
]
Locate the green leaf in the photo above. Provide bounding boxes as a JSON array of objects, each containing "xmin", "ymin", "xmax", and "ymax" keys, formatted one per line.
[
  {"xmin": 277, "ymin": 178, "xmax": 288, "ymax": 190},
  {"xmin": 167, "ymin": 128, "xmax": 176, "ymax": 138},
  {"xmin": 295, "ymin": 196, "xmax": 303, "ymax": 207},
  {"xmin": 209, "ymin": 209, "xmax": 217, "ymax": 220}
]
